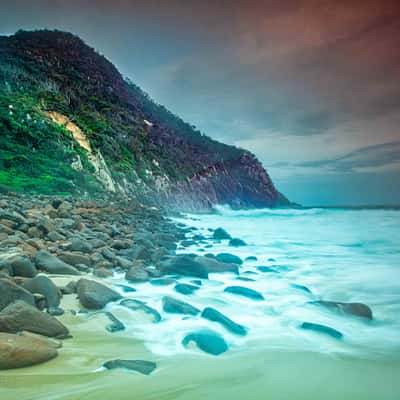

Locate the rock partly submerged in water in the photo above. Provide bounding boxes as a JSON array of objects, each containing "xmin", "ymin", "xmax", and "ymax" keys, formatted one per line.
[
  {"xmin": 0, "ymin": 300, "xmax": 70, "ymax": 338},
  {"xmin": 174, "ymin": 283, "xmax": 199, "ymax": 295},
  {"xmin": 120, "ymin": 299, "xmax": 161, "ymax": 323},
  {"xmin": 76, "ymin": 278, "xmax": 122, "ymax": 310},
  {"xmin": 229, "ymin": 238, "xmax": 247, "ymax": 247},
  {"xmin": 212, "ymin": 228, "xmax": 231, "ymax": 240},
  {"xmin": 157, "ymin": 254, "xmax": 239, "ymax": 278},
  {"xmin": 182, "ymin": 330, "xmax": 228, "ymax": 355},
  {"xmin": 215, "ymin": 253, "xmax": 243, "ymax": 265},
  {"xmin": 0, "ymin": 332, "xmax": 58, "ymax": 370},
  {"xmin": 300, "ymin": 322, "xmax": 343, "ymax": 339},
  {"xmin": 201, "ymin": 307, "xmax": 247, "ymax": 336},
  {"xmin": 162, "ymin": 296, "xmax": 200, "ymax": 315},
  {"xmin": 22, "ymin": 275, "xmax": 63, "ymax": 315},
  {"xmin": 103, "ymin": 359, "xmax": 156, "ymax": 375},
  {"xmin": 224, "ymin": 286, "xmax": 264, "ymax": 300},
  {"xmin": 310, "ymin": 300, "xmax": 373, "ymax": 320},
  {"xmin": 125, "ymin": 266, "xmax": 149, "ymax": 283}
]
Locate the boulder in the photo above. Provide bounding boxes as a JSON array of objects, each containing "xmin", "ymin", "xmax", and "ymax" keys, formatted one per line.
[
  {"xmin": 150, "ymin": 278, "xmax": 176, "ymax": 286},
  {"xmin": 67, "ymin": 237, "xmax": 93, "ymax": 253},
  {"xmin": 34, "ymin": 250, "xmax": 79, "ymax": 275},
  {"xmin": 174, "ymin": 283, "xmax": 199, "ymax": 295},
  {"xmin": 0, "ymin": 332, "xmax": 58, "ymax": 369},
  {"xmin": 103, "ymin": 311, "xmax": 125, "ymax": 333},
  {"xmin": 195, "ymin": 256, "xmax": 239, "ymax": 274},
  {"xmin": 22, "ymin": 275, "xmax": 62, "ymax": 315},
  {"xmin": 215, "ymin": 253, "xmax": 243, "ymax": 265},
  {"xmin": 120, "ymin": 299, "xmax": 161, "ymax": 323},
  {"xmin": 201, "ymin": 307, "xmax": 247, "ymax": 336},
  {"xmin": 182, "ymin": 330, "xmax": 228, "ymax": 355},
  {"xmin": 212, "ymin": 228, "xmax": 231, "ymax": 240},
  {"xmin": 300, "ymin": 322, "xmax": 343, "ymax": 339},
  {"xmin": 229, "ymin": 238, "xmax": 247, "ymax": 247},
  {"xmin": 103, "ymin": 359, "xmax": 156, "ymax": 375},
  {"xmin": 58, "ymin": 252, "xmax": 91, "ymax": 267},
  {"xmin": 0, "ymin": 301, "xmax": 70, "ymax": 338},
  {"xmin": 224, "ymin": 286, "xmax": 264, "ymax": 300},
  {"xmin": 125, "ymin": 266, "xmax": 149, "ymax": 283},
  {"xmin": 76, "ymin": 279, "xmax": 122, "ymax": 310},
  {"xmin": 93, "ymin": 267, "xmax": 113, "ymax": 278},
  {"xmin": 157, "ymin": 254, "xmax": 208, "ymax": 279},
  {"xmin": 162, "ymin": 296, "xmax": 200, "ymax": 315},
  {"xmin": 311, "ymin": 300, "xmax": 373, "ymax": 320},
  {"xmin": 0, "ymin": 278, "xmax": 35, "ymax": 311},
  {"xmin": 9, "ymin": 255, "xmax": 37, "ymax": 278}
]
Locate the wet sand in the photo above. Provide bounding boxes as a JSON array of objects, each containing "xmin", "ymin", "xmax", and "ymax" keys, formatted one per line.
[{"xmin": 1, "ymin": 291, "xmax": 399, "ymax": 400}]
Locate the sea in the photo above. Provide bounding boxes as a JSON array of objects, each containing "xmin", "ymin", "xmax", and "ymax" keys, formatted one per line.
[{"xmin": 1, "ymin": 206, "xmax": 400, "ymax": 400}]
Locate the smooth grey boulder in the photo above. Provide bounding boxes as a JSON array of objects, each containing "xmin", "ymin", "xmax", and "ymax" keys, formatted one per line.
[
  {"xmin": 34, "ymin": 250, "xmax": 79, "ymax": 275},
  {"xmin": 216, "ymin": 253, "xmax": 243, "ymax": 265},
  {"xmin": 0, "ymin": 301, "xmax": 70, "ymax": 338},
  {"xmin": 125, "ymin": 266, "xmax": 149, "ymax": 283},
  {"xmin": 311, "ymin": 300, "xmax": 373, "ymax": 320},
  {"xmin": 58, "ymin": 252, "xmax": 91, "ymax": 267},
  {"xmin": 224, "ymin": 286, "xmax": 264, "ymax": 300},
  {"xmin": 120, "ymin": 299, "xmax": 161, "ymax": 323},
  {"xmin": 182, "ymin": 330, "xmax": 228, "ymax": 355},
  {"xmin": 300, "ymin": 322, "xmax": 343, "ymax": 339},
  {"xmin": 201, "ymin": 307, "xmax": 247, "ymax": 336},
  {"xmin": 0, "ymin": 278, "xmax": 35, "ymax": 311},
  {"xmin": 157, "ymin": 254, "xmax": 208, "ymax": 279},
  {"xmin": 212, "ymin": 228, "xmax": 231, "ymax": 240},
  {"xmin": 162, "ymin": 296, "xmax": 200, "ymax": 315},
  {"xmin": 195, "ymin": 256, "xmax": 239, "ymax": 274},
  {"xmin": 0, "ymin": 332, "xmax": 58, "ymax": 369},
  {"xmin": 9, "ymin": 256, "xmax": 37, "ymax": 278},
  {"xmin": 67, "ymin": 237, "xmax": 93, "ymax": 253},
  {"xmin": 103, "ymin": 359, "xmax": 156, "ymax": 375},
  {"xmin": 22, "ymin": 275, "xmax": 62, "ymax": 315},
  {"xmin": 174, "ymin": 283, "xmax": 199, "ymax": 295},
  {"xmin": 150, "ymin": 278, "xmax": 176, "ymax": 286},
  {"xmin": 76, "ymin": 279, "xmax": 122, "ymax": 310}
]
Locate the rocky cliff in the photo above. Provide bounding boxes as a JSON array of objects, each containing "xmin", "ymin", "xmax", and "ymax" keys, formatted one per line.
[{"xmin": 0, "ymin": 30, "xmax": 289, "ymax": 210}]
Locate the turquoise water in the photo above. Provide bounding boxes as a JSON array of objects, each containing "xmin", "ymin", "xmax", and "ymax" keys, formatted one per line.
[
  {"xmin": 106, "ymin": 207, "xmax": 400, "ymax": 361},
  {"xmin": 2, "ymin": 207, "xmax": 400, "ymax": 400}
]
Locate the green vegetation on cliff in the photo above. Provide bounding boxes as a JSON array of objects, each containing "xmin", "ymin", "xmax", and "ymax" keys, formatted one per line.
[{"xmin": 0, "ymin": 29, "xmax": 284, "ymax": 208}]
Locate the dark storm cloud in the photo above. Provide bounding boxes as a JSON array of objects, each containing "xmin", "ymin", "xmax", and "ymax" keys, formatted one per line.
[
  {"xmin": 296, "ymin": 141, "xmax": 400, "ymax": 171},
  {"xmin": 1, "ymin": 0, "xmax": 400, "ymax": 204}
]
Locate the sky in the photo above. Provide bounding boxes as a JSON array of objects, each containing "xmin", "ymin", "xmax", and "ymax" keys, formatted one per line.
[{"xmin": 1, "ymin": 0, "xmax": 400, "ymax": 205}]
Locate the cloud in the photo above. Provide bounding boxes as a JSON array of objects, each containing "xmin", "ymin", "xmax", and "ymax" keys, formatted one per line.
[{"xmin": 297, "ymin": 141, "xmax": 400, "ymax": 172}]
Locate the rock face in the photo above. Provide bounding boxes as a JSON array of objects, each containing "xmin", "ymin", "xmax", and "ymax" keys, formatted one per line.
[
  {"xmin": 0, "ymin": 333, "xmax": 58, "ymax": 369},
  {"xmin": 0, "ymin": 301, "xmax": 70, "ymax": 338},
  {"xmin": 76, "ymin": 279, "xmax": 122, "ymax": 310},
  {"xmin": 0, "ymin": 30, "xmax": 288, "ymax": 210},
  {"xmin": 34, "ymin": 251, "xmax": 79, "ymax": 275}
]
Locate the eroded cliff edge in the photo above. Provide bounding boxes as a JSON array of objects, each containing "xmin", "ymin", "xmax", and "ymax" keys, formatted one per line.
[{"xmin": 0, "ymin": 30, "xmax": 289, "ymax": 210}]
